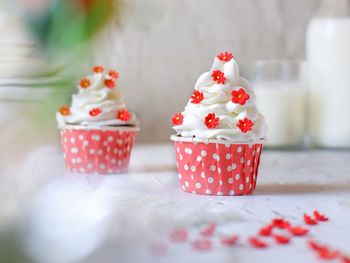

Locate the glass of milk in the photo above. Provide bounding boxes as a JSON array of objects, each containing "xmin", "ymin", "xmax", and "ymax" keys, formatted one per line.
[{"xmin": 253, "ymin": 60, "xmax": 306, "ymax": 149}]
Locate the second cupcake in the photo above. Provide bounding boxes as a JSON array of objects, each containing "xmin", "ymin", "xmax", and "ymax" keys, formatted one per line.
[{"xmin": 57, "ymin": 66, "xmax": 139, "ymax": 174}]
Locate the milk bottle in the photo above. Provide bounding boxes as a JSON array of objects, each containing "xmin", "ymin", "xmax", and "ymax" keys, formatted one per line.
[{"xmin": 307, "ymin": 0, "xmax": 350, "ymax": 148}]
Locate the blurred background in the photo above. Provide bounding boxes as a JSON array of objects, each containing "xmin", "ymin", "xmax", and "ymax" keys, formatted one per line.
[
  {"xmin": 2, "ymin": 0, "xmax": 350, "ymax": 148},
  {"xmin": 0, "ymin": 0, "xmax": 322, "ymax": 144}
]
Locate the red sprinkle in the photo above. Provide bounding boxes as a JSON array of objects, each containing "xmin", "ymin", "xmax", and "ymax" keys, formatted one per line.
[
  {"xmin": 116, "ymin": 109, "xmax": 131, "ymax": 122},
  {"xmin": 249, "ymin": 237, "xmax": 268, "ymax": 249},
  {"xmin": 89, "ymin": 107, "xmax": 102, "ymax": 117},
  {"xmin": 272, "ymin": 218, "xmax": 291, "ymax": 229},
  {"xmin": 259, "ymin": 225, "xmax": 273, "ymax": 236},
  {"xmin": 93, "ymin": 66, "xmax": 104, "ymax": 73},
  {"xmin": 169, "ymin": 229, "xmax": 188, "ymax": 243},
  {"xmin": 308, "ymin": 240, "xmax": 326, "ymax": 252},
  {"xmin": 190, "ymin": 90, "xmax": 204, "ymax": 104},
  {"xmin": 191, "ymin": 239, "xmax": 212, "ymax": 251},
  {"xmin": 304, "ymin": 214, "xmax": 318, "ymax": 225},
  {"xmin": 273, "ymin": 234, "xmax": 290, "ymax": 245},
  {"xmin": 104, "ymin": 78, "xmax": 116, "ymax": 89},
  {"xmin": 237, "ymin": 118, "xmax": 254, "ymax": 133},
  {"xmin": 58, "ymin": 105, "xmax": 70, "ymax": 116},
  {"xmin": 79, "ymin": 78, "xmax": 91, "ymax": 89},
  {"xmin": 211, "ymin": 70, "xmax": 226, "ymax": 84},
  {"xmin": 204, "ymin": 113, "xmax": 220, "ymax": 129},
  {"xmin": 221, "ymin": 235, "xmax": 239, "ymax": 246},
  {"xmin": 308, "ymin": 240, "xmax": 342, "ymax": 261},
  {"xmin": 200, "ymin": 224, "xmax": 216, "ymax": 237},
  {"xmin": 313, "ymin": 210, "xmax": 329, "ymax": 222},
  {"xmin": 108, "ymin": 70, "xmax": 119, "ymax": 79},
  {"xmin": 231, "ymin": 88, "xmax": 250, "ymax": 106},
  {"xmin": 217, "ymin": 52, "xmax": 234, "ymax": 62},
  {"xmin": 172, "ymin": 113, "xmax": 184, "ymax": 126},
  {"xmin": 288, "ymin": 226, "xmax": 309, "ymax": 236},
  {"xmin": 318, "ymin": 248, "xmax": 339, "ymax": 260}
]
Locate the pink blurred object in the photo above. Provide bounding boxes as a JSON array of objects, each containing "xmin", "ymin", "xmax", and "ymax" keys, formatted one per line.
[
  {"xmin": 200, "ymin": 224, "xmax": 216, "ymax": 237},
  {"xmin": 221, "ymin": 235, "xmax": 239, "ymax": 246},
  {"xmin": 169, "ymin": 229, "xmax": 188, "ymax": 243},
  {"xmin": 191, "ymin": 239, "xmax": 212, "ymax": 251},
  {"xmin": 60, "ymin": 126, "xmax": 137, "ymax": 174},
  {"xmin": 148, "ymin": 242, "xmax": 167, "ymax": 255}
]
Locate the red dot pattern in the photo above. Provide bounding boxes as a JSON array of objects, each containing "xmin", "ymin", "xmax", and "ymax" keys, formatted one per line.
[
  {"xmin": 174, "ymin": 141, "xmax": 263, "ymax": 195},
  {"xmin": 60, "ymin": 128, "xmax": 136, "ymax": 174}
]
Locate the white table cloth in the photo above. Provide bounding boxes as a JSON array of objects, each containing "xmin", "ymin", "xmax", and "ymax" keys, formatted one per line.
[{"xmin": 1, "ymin": 144, "xmax": 350, "ymax": 263}]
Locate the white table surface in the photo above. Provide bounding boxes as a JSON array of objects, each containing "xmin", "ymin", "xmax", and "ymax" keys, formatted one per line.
[{"xmin": 1, "ymin": 144, "xmax": 350, "ymax": 263}]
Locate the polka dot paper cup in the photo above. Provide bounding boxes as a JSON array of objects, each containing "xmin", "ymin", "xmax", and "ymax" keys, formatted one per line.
[
  {"xmin": 171, "ymin": 135, "xmax": 264, "ymax": 196},
  {"xmin": 60, "ymin": 125, "xmax": 139, "ymax": 174}
]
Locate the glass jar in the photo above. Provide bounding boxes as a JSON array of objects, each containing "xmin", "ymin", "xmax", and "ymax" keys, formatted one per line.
[
  {"xmin": 253, "ymin": 60, "xmax": 307, "ymax": 149},
  {"xmin": 307, "ymin": 0, "xmax": 350, "ymax": 148}
]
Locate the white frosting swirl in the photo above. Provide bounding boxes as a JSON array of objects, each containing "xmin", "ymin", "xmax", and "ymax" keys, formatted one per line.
[
  {"xmin": 57, "ymin": 70, "xmax": 138, "ymax": 127},
  {"xmin": 173, "ymin": 55, "xmax": 267, "ymax": 142}
]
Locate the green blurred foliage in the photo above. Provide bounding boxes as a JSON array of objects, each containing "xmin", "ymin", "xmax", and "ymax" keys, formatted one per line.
[{"xmin": 27, "ymin": 0, "xmax": 120, "ymax": 52}]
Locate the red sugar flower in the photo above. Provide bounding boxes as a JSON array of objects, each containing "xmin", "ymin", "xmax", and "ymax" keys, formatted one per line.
[
  {"xmin": 93, "ymin": 66, "xmax": 104, "ymax": 73},
  {"xmin": 58, "ymin": 105, "xmax": 70, "ymax": 116},
  {"xmin": 231, "ymin": 88, "xmax": 250, "ymax": 105},
  {"xmin": 108, "ymin": 70, "xmax": 119, "ymax": 79},
  {"xmin": 116, "ymin": 109, "xmax": 131, "ymax": 122},
  {"xmin": 237, "ymin": 118, "xmax": 254, "ymax": 133},
  {"xmin": 200, "ymin": 224, "xmax": 216, "ymax": 237},
  {"xmin": 259, "ymin": 225, "xmax": 273, "ymax": 236},
  {"xmin": 169, "ymin": 229, "xmax": 188, "ymax": 243},
  {"xmin": 273, "ymin": 234, "xmax": 290, "ymax": 244},
  {"xmin": 272, "ymin": 218, "xmax": 291, "ymax": 229},
  {"xmin": 217, "ymin": 52, "xmax": 234, "ymax": 62},
  {"xmin": 79, "ymin": 78, "xmax": 91, "ymax": 89},
  {"xmin": 304, "ymin": 214, "xmax": 318, "ymax": 225},
  {"xmin": 89, "ymin": 107, "xmax": 102, "ymax": 117},
  {"xmin": 249, "ymin": 237, "xmax": 268, "ymax": 248},
  {"xmin": 204, "ymin": 113, "xmax": 220, "ymax": 129},
  {"xmin": 104, "ymin": 78, "xmax": 116, "ymax": 89},
  {"xmin": 190, "ymin": 90, "xmax": 204, "ymax": 104},
  {"xmin": 221, "ymin": 235, "xmax": 239, "ymax": 246},
  {"xmin": 288, "ymin": 226, "xmax": 309, "ymax": 236},
  {"xmin": 191, "ymin": 239, "xmax": 212, "ymax": 251},
  {"xmin": 172, "ymin": 113, "xmax": 184, "ymax": 126},
  {"xmin": 211, "ymin": 70, "xmax": 226, "ymax": 84},
  {"xmin": 313, "ymin": 210, "xmax": 329, "ymax": 222}
]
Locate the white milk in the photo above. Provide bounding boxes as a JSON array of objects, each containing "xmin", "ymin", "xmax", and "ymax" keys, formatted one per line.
[
  {"xmin": 307, "ymin": 18, "xmax": 350, "ymax": 148},
  {"xmin": 254, "ymin": 81, "xmax": 306, "ymax": 148}
]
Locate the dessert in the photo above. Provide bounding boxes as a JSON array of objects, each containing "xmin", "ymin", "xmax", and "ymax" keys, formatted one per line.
[
  {"xmin": 57, "ymin": 66, "xmax": 138, "ymax": 174},
  {"xmin": 171, "ymin": 52, "xmax": 267, "ymax": 195}
]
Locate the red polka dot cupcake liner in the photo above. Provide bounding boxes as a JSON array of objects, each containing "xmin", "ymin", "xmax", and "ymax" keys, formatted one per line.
[
  {"xmin": 60, "ymin": 125, "xmax": 138, "ymax": 174},
  {"xmin": 171, "ymin": 136, "xmax": 264, "ymax": 196}
]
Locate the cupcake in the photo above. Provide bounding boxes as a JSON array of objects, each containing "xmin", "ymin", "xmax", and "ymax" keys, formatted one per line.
[
  {"xmin": 171, "ymin": 52, "xmax": 267, "ymax": 195},
  {"xmin": 57, "ymin": 66, "xmax": 139, "ymax": 174}
]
